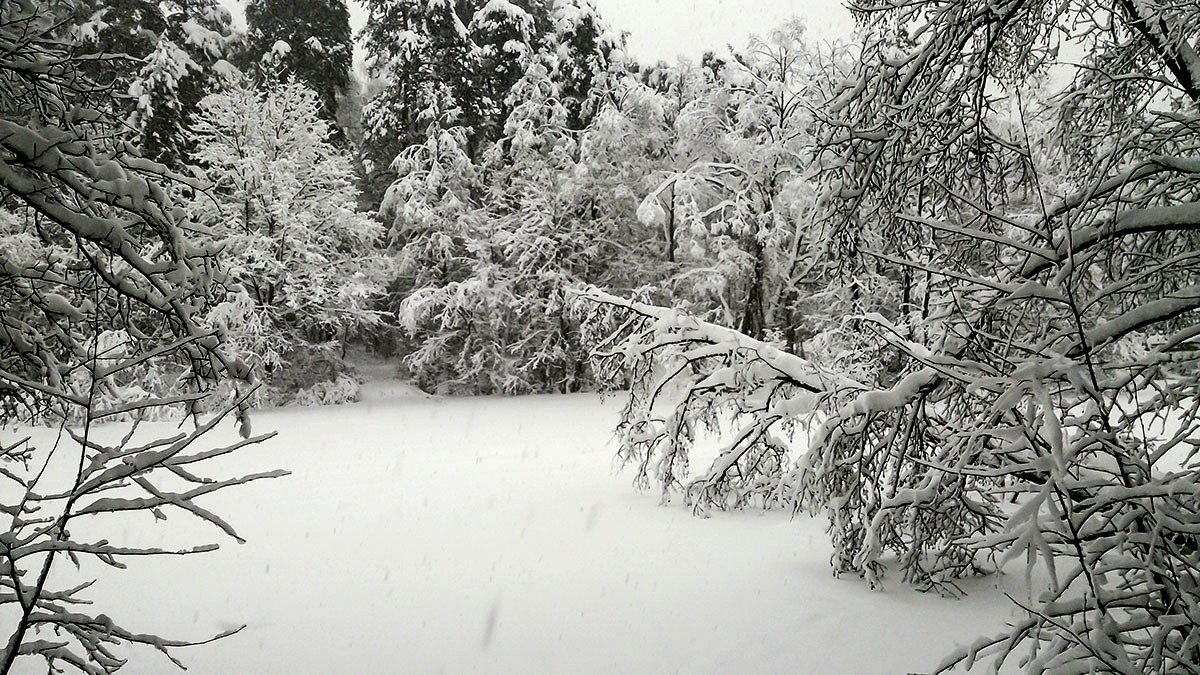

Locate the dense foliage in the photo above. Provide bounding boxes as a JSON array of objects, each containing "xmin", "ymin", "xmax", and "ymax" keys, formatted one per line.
[
  {"xmin": 186, "ymin": 75, "xmax": 384, "ymax": 403},
  {"xmin": 72, "ymin": 0, "xmax": 239, "ymax": 165}
]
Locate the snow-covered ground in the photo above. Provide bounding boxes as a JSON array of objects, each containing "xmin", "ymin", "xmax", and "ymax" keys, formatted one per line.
[{"xmin": 10, "ymin": 386, "xmax": 1028, "ymax": 674}]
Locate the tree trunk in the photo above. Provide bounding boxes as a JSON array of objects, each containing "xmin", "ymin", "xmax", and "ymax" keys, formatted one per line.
[
  {"xmin": 666, "ymin": 182, "xmax": 676, "ymax": 263},
  {"xmin": 739, "ymin": 236, "xmax": 766, "ymax": 339}
]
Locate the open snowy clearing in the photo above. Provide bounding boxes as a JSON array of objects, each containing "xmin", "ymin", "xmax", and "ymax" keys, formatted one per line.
[{"xmin": 9, "ymin": 387, "xmax": 1029, "ymax": 674}]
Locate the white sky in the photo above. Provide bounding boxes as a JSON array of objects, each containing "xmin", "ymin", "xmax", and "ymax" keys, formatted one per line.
[
  {"xmin": 594, "ymin": 0, "xmax": 854, "ymax": 62},
  {"xmin": 219, "ymin": 0, "xmax": 856, "ymax": 65}
]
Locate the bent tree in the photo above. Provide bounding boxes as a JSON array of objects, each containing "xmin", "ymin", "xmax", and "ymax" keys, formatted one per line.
[
  {"xmin": 1, "ymin": 1, "xmax": 282, "ymax": 671},
  {"xmin": 577, "ymin": 1, "xmax": 1200, "ymax": 672}
]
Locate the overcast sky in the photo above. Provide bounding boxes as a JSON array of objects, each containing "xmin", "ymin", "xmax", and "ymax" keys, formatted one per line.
[
  {"xmin": 594, "ymin": 0, "xmax": 853, "ymax": 62},
  {"xmin": 220, "ymin": 0, "xmax": 855, "ymax": 65}
]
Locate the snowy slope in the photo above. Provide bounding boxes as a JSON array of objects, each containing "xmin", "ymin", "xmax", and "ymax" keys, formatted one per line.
[{"xmin": 10, "ymin": 393, "xmax": 1025, "ymax": 674}]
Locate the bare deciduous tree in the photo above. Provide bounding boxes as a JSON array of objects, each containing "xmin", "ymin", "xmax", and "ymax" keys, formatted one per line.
[{"xmin": 1, "ymin": 2, "xmax": 283, "ymax": 671}]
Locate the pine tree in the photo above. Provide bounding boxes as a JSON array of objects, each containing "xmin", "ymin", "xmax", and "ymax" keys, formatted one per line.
[
  {"xmin": 361, "ymin": 0, "xmax": 484, "ymax": 200},
  {"xmin": 469, "ymin": 0, "xmax": 536, "ymax": 141},
  {"xmin": 548, "ymin": 0, "xmax": 621, "ymax": 130}
]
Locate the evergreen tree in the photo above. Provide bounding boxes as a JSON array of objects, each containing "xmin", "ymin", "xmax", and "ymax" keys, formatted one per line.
[
  {"xmin": 549, "ymin": 0, "xmax": 620, "ymax": 130},
  {"xmin": 243, "ymin": 0, "xmax": 353, "ymax": 127},
  {"xmin": 73, "ymin": 0, "xmax": 238, "ymax": 165},
  {"xmin": 361, "ymin": 0, "xmax": 483, "ymax": 199},
  {"xmin": 469, "ymin": 0, "xmax": 535, "ymax": 141},
  {"xmin": 508, "ymin": 0, "xmax": 555, "ymax": 40},
  {"xmin": 393, "ymin": 64, "xmax": 587, "ymax": 394}
]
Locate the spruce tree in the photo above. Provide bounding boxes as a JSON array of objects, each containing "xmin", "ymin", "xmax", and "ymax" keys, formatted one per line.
[
  {"xmin": 469, "ymin": 0, "xmax": 535, "ymax": 142},
  {"xmin": 549, "ymin": 0, "xmax": 620, "ymax": 130}
]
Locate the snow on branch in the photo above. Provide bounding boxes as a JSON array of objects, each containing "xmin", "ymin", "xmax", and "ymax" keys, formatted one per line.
[
  {"xmin": 574, "ymin": 286, "xmax": 1002, "ymax": 592},
  {"xmin": 1019, "ymin": 202, "xmax": 1200, "ymax": 278},
  {"xmin": 1, "ymin": 3, "xmax": 283, "ymax": 671},
  {"xmin": 573, "ymin": 285, "xmax": 836, "ymax": 510}
]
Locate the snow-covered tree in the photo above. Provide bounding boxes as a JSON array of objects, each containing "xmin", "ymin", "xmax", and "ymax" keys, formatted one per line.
[
  {"xmin": 243, "ymin": 0, "xmax": 353, "ymax": 127},
  {"xmin": 386, "ymin": 66, "xmax": 579, "ymax": 393},
  {"xmin": 578, "ymin": 3, "xmax": 1200, "ymax": 673},
  {"xmin": 640, "ymin": 24, "xmax": 853, "ymax": 351},
  {"xmin": 618, "ymin": 59, "xmax": 706, "ymax": 266},
  {"xmin": 359, "ymin": 0, "xmax": 623, "ymax": 209},
  {"xmin": 1, "ymin": 2, "xmax": 281, "ymax": 670},
  {"xmin": 572, "ymin": 69, "xmax": 675, "ymax": 284},
  {"xmin": 360, "ymin": 0, "xmax": 483, "ymax": 195},
  {"xmin": 549, "ymin": 0, "xmax": 621, "ymax": 130},
  {"xmin": 73, "ymin": 0, "xmax": 239, "ymax": 165},
  {"xmin": 387, "ymin": 59, "xmax": 670, "ymax": 393},
  {"xmin": 380, "ymin": 123, "xmax": 482, "ymax": 388},
  {"xmin": 186, "ymin": 75, "xmax": 384, "ymax": 403},
  {"xmin": 819, "ymin": 2, "xmax": 1200, "ymax": 670},
  {"xmin": 469, "ymin": 0, "xmax": 536, "ymax": 141}
]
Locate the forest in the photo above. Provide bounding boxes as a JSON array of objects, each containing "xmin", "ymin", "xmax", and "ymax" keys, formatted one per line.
[{"xmin": 2, "ymin": 0, "xmax": 1199, "ymax": 672}]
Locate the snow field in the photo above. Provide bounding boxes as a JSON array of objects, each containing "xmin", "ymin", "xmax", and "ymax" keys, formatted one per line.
[{"xmin": 10, "ymin": 391, "xmax": 1025, "ymax": 674}]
